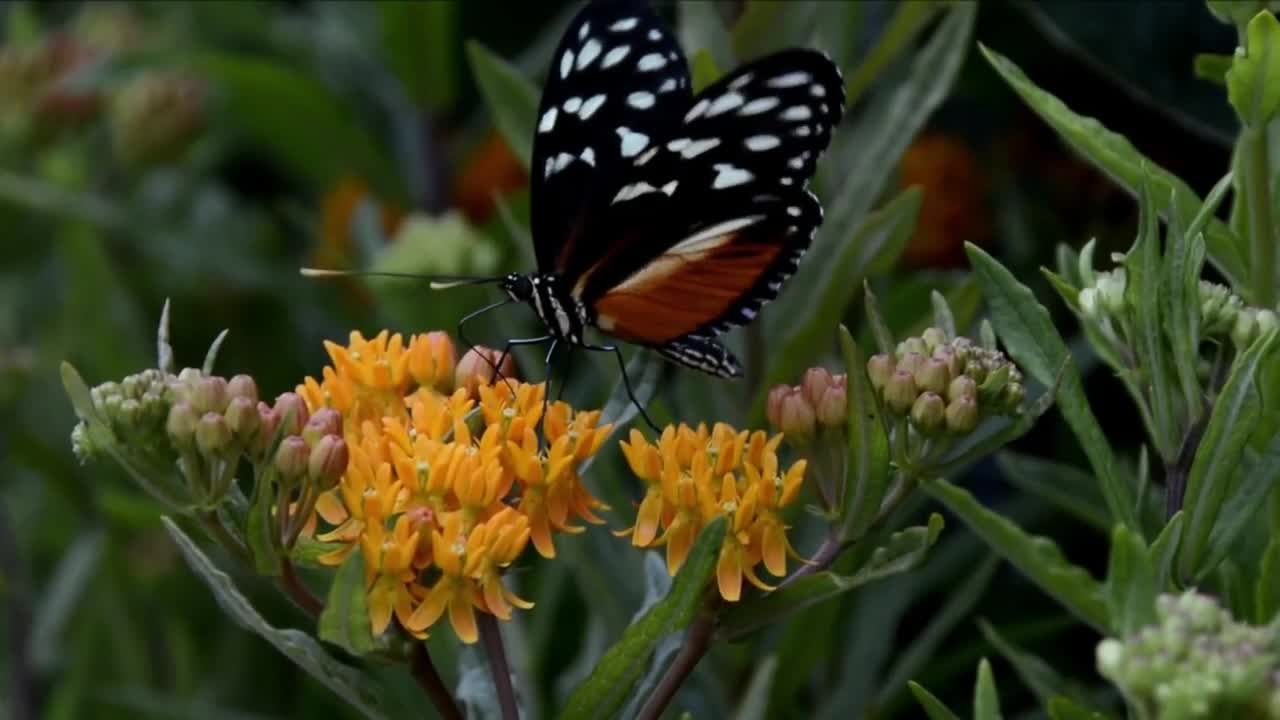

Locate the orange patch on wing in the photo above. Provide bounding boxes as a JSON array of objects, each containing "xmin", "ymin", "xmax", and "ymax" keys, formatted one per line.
[{"xmin": 594, "ymin": 237, "xmax": 783, "ymax": 344}]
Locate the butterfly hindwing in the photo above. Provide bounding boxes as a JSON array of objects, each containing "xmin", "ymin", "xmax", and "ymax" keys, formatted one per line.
[
  {"xmin": 568, "ymin": 49, "xmax": 844, "ymax": 345},
  {"xmin": 530, "ymin": 0, "xmax": 692, "ymax": 273}
]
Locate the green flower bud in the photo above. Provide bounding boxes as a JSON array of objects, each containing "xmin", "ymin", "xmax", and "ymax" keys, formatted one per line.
[
  {"xmin": 883, "ymin": 370, "xmax": 918, "ymax": 415},
  {"xmin": 308, "ymin": 435, "xmax": 349, "ymax": 490},
  {"xmin": 896, "ymin": 351, "xmax": 925, "ymax": 378},
  {"xmin": 945, "ymin": 396, "xmax": 979, "ymax": 434},
  {"xmin": 1003, "ymin": 382, "xmax": 1025, "ymax": 413},
  {"xmin": 964, "ymin": 359, "xmax": 988, "ymax": 383},
  {"xmin": 1097, "ymin": 269, "xmax": 1127, "ymax": 315},
  {"xmin": 896, "ymin": 337, "xmax": 927, "ymax": 358},
  {"xmin": 274, "ymin": 435, "xmax": 310, "ymax": 480},
  {"xmin": 932, "ymin": 345, "xmax": 962, "ymax": 379},
  {"xmin": 913, "ymin": 357, "xmax": 950, "ymax": 396},
  {"xmin": 1079, "ymin": 287, "xmax": 1100, "ymax": 317},
  {"xmin": 302, "ymin": 407, "xmax": 343, "ymax": 446},
  {"xmin": 910, "ymin": 392, "xmax": 945, "ymax": 434},
  {"xmin": 195, "ymin": 411, "xmax": 231, "ymax": 456},
  {"xmin": 978, "ymin": 364, "xmax": 1011, "ymax": 406},
  {"xmin": 1258, "ymin": 309, "xmax": 1278, "ymax": 338},
  {"xmin": 866, "ymin": 354, "xmax": 895, "ymax": 391},
  {"xmin": 1232, "ymin": 308, "xmax": 1258, "ymax": 348},
  {"xmin": 921, "ymin": 326, "xmax": 947, "ymax": 352},
  {"xmin": 224, "ymin": 396, "xmax": 260, "ymax": 443},
  {"xmin": 227, "ymin": 374, "xmax": 259, "ymax": 404},
  {"xmin": 947, "ymin": 375, "xmax": 977, "ymax": 403},
  {"xmin": 191, "ymin": 375, "xmax": 229, "ymax": 415},
  {"xmin": 167, "ymin": 401, "xmax": 199, "ymax": 449}
]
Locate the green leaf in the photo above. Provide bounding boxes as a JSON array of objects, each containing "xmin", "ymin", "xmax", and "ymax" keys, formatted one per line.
[
  {"xmin": 246, "ymin": 467, "xmax": 281, "ymax": 576},
  {"xmin": 974, "ymin": 658, "xmax": 1003, "ymax": 720},
  {"xmin": 909, "ymin": 681, "xmax": 962, "ymax": 720},
  {"xmin": 979, "ymin": 45, "xmax": 1246, "ymax": 288},
  {"xmin": 1256, "ymin": 537, "xmax": 1280, "ymax": 622},
  {"xmin": 966, "ymin": 244, "xmax": 1136, "ymax": 529},
  {"xmin": 843, "ymin": 0, "xmax": 943, "ymax": 106},
  {"xmin": 1106, "ymin": 525, "xmax": 1157, "ymax": 635},
  {"xmin": 924, "ymin": 478, "xmax": 1109, "ymax": 631},
  {"xmin": 1164, "ymin": 184, "xmax": 1212, "ymax": 418},
  {"xmin": 1194, "ymin": 52, "xmax": 1233, "ymax": 85},
  {"xmin": 161, "ymin": 518, "xmax": 391, "ymax": 719},
  {"xmin": 156, "ymin": 299, "xmax": 174, "ymax": 374},
  {"xmin": 1125, "ymin": 174, "xmax": 1177, "ymax": 460},
  {"xmin": 864, "ymin": 282, "xmax": 897, "ymax": 356},
  {"xmin": 838, "ymin": 326, "xmax": 891, "ymax": 540},
  {"xmin": 318, "ymin": 553, "xmax": 384, "ymax": 657},
  {"xmin": 720, "ymin": 515, "xmax": 944, "ymax": 638},
  {"xmin": 1228, "ymin": 10, "xmax": 1280, "ymax": 126},
  {"xmin": 1048, "ymin": 697, "xmax": 1112, "ymax": 720},
  {"xmin": 732, "ymin": 655, "xmax": 778, "ymax": 720},
  {"xmin": 202, "ymin": 329, "xmax": 229, "ymax": 376},
  {"xmin": 765, "ymin": 187, "xmax": 921, "ymax": 394},
  {"xmin": 689, "ymin": 49, "xmax": 723, "ymax": 94},
  {"xmin": 977, "ymin": 620, "xmax": 1078, "ymax": 709},
  {"xmin": 559, "ymin": 518, "xmax": 726, "ymax": 720},
  {"xmin": 1180, "ymin": 330, "xmax": 1279, "ymax": 580},
  {"xmin": 195, "ymin": 54, "xmax": 399, "ymax": 197},
  {"xmin": 1200, "ymin": 425, "xmax": 1280, "ymax": 573},
  {"xmin": 1150, "ymin": 512, "xmax": 1184, "ymax": 592},
  {"xmin": 466, "ymin": 40, "xmax": 539, "ymax": 169},
  {"xmin": 995, "ymin": 453, "xmax": 1109, "ymax": 532},
  {"xmin": 291, "ymin": 536, "xmax": 346, "ymax": 568},
  {"xmin": 931, "ymin": 290, "xmax": 957, "ymax": 339},
  {"xmin": 379, "ymin": 0, "xmax": 457, "ymax": 111},
  {"xmin": 29, "ymin": 531, "xmax": 104, "ymax": 672}
]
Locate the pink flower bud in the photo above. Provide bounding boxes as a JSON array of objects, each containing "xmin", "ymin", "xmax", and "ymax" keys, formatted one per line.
[
  {"xmin": 302, "ymin": 407, "xmax": 343, "ymax": 446},
  {"xmin": 816, "ymin": 379, "xmax": 848, "ymax": 427},
  {"xmin": 883, "ymin": 370, "xmax": 918, "ymax": 415},
  {"xmin": 195, "ymin": 411, "xmax": 232, "ymax": 456},
  {"xmin": 766, "ymin": 384, "xmax": 792, "ymax": 431},
  {"xmin": 224, "ymin": 396, "xmax": 260, "ymax": 442},
  {"xmin": 778, "ymin": 388, "xmax": 816, "ymax": 440},
  {"xmin": 191, "ymin": 375, "xmax": 229, "ymax": 415},
  {"xmin": 166, "ymin": 402, "xmax": 199, "ymax": 449},
  {"xmin": 866, "ymin": 354, "xmax": 895, "ymax": 391},
  {"xmin": 272, "ymin": 392, "xmax": 309, "ymax": 437},
  {"xmin": 274, "ymin": 435, "xmax": 310, "ymax": 480},
  {"xmin": 307, "ymin": 435, "xmax": 349, "ymax": 490},
  {"xmin": 455, "ymin": 346, "xmax": 517, "ymax": 398},
  {"xmin": 799, "ymin": 366, "xmax": 836, "ymax": 408},
  {"xmin": 910, "ymin": 392, "xmax": 945, "ymax": 435},
  {"xmin": 227, "ymin": 374, "xmax": 259, "ymax": 404}
]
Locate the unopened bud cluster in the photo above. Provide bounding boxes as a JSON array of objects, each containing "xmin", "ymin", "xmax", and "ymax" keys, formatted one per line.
[
  {"xmin": 867, "ymin": 329, "xmax": 1023, "ymax": 436},
  {"xmin": 766, "ymin": 367, "xmax": 847, "ymax": 440},
  {"xmin": 71, "ymin": 368, "xmax": 172, "ymax": 464},
  {"xmin": 1097, "ymin": 591, "xmax": 1280, "ymax": 720},
  {"xmin": 1080, "ymin": 274, "xmax": 1277, "ymax": 350}
]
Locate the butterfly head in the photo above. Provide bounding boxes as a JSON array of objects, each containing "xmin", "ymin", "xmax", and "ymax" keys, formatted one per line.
[{"xmin": 501, "ymin": 272, "xmax": 535, "ymax": 303}]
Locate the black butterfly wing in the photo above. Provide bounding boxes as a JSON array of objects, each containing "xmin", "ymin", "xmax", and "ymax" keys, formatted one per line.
[
  {"xmin": 530, "ymin": 0, "xmax": 692, "ymax": 273},
  {"xmin": 565, "ymin": 49, "xmax": 844, "ymax": 353}
]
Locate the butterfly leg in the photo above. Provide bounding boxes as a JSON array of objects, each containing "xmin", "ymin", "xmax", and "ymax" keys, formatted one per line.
[
  {"xmin": 492, "ymin": 335, "xmax": 553, "ymax": 399},
  {"xmin": 581, "ymin": 343, "xmax": 660, "ymax": 433},
  {"xmin": 537, "ymin": 339, "xmax": 560, "ymax": 450},
  {"xmin": 556, "ymin": 347, "xmax": 575, "ymax": 402}
]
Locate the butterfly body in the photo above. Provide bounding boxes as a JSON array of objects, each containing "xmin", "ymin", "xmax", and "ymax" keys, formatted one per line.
[{"xmin": 512, "ymin": 0, "xmax": 845, "ymax": 380}]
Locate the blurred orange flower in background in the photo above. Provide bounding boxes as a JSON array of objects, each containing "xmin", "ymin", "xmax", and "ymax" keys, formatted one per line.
[
  {"xmin": 898, "ymin": 133, "xmax": 991, "ymax": 269},
  {"xmin": 452, "ymin": 131, "xmax": 528, "ymax": 225}
]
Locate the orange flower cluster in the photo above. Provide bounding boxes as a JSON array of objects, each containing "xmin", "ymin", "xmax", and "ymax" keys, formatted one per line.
[
  {"xmin": 618, "ymin": 424, "xmax": 807, "ymax": 602},
  {"xmin": 296, "ymin": 331, "xmax": 611, "ymax": 642}
]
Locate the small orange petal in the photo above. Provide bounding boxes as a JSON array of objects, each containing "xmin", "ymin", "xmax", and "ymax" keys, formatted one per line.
[
  {"xmin": 449, "ymin": 593, "xmax": 479, "ymax": 644},
  {"xmin": 716, "ymin": 543, "xmax": 742, "ymax": 602}
]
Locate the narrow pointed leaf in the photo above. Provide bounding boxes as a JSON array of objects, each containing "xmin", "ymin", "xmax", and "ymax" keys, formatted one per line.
[
  {"xmin": 1106, "ymin": 525, "xmax": 1157, "ymax": 635},
  {"xmin": 909, "ymin": 681, "xmax": 962, "ymax": 720},
  {"xmin": 838, "ymin": 326, "xmax": 891, "ymax": 540},
  {"xmin": 466, "ymin": 40, "xmax": 539, "ymax": 169},
  {"xmin": 974, "ymin": 659, "xmax": 1002, "ymax": 720},
  {"xmin": 318, "ymin": 553, "xmax": 386, "ymax": 656}
]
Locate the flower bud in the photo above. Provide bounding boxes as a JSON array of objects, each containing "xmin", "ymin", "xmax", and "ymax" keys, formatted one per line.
[
  {"xmin": 227, "ymin": 374, "xmax": 259, "ymax": 404},
  {"xmin": 913, "ymin": 357, "xmax": 950, "ymax": 395},
  {"xmin": 456, "ymin": 346, "xmax": 517, "ymax": 398},
  {"xmin": 1003, "ymin": 382, "xmax": 1025, "ymax": 413},
  {"xmin": 302, "ymin": 407, "xmax": 343, "ymax": 446},
  {"xmin": 251, "ymin": 401, "xmax": 282, "ymax": 457},
  {"xmin": 272, "ymin": 392, "xmax": 310, "ymax": 437},
  {"xmin": 1079, "ymin": 287, "xmax": 1100, "ymax": 317},
  {"xmin": 191, "ymin": 375, "xmax": 229, "ymax": 415},
  {"xmin": 766, "ymin": 384, "xmax": 792, "ymax": 431},
  {"xmin": 409, "ymin": 331, "xmax": 457, "ymax": 391},
  {"xmin": 910, "ymin": 392, "xmax": 945, "ymax": 434},
  {"xmin": 1097, "ymin": 270, "xmax": 1127, "ymax": 315},
  {"xmin": 866, "ymin": 354, "xmax": 894, "ymax": 391},
  {"xmin": 778, "ymin": 388, "xmax": 816, "ymax": 440},
  {"xmin": 932, "ymin": 345, "xmax": 962, "ymax": 379},
  {"xmin": 816, "ymin": 378, "xmax": 848, "ymax": 427},
  {"xmin": 947, "ymin": 375, "xmax": 977, "ymax": 403},
  {"xmin": 195, "ymin": 411, "xmax": 232, "ymax": 456},
  {"xmin": 1232, "ymin": 308, "xmax": 1257, "ymax": 348},
  {"xmin": 166, "ymin": 402, "xmax": 199, "ymax": 449},
  {"xmin": 945, "ymin": 396, "xmax": 979, "ymax": 434},
  {"xmin": 274, "ymin": 435, "xmax": 310, "ymax": 480},
  {"xmin": 883, "ymin": 370, "xmax": 918, "ymax": 415},
  {"xmin": 921, "ymin": 327, "xmax": 947, "ymax": 352},
  {"xmin": 307, "ymin": 434, "xmax": 349, "ymax": 490},
  {"xmin": 799, "ymin": 366, "xmax": 836, "ymax": 408},
  {"xmin": 117, "ymin": 398, "xmax": 142, "ymax": 428},
  {"xmin": 896, "ymin": 337, "xmax": 927, "ymax": 358},
  {"xmin": 224, "ymin": 396, "xmax": 260, "ymax": 442},
  {"xmin": 896, "ymin": 351, "xmax": 925, "ymax": 378},
  {"xmin": 1257, "ymin": 309, "xmax": 1278, "ymax": 338}
]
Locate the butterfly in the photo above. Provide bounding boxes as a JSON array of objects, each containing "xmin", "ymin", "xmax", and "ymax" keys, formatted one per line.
[
  {"xmin": 494, "ymin": 0, "xmax": 844, "ymax": 383},
  {"xmin": 306, "ymin": 0, "xmax": 844, "ymax": 421}
]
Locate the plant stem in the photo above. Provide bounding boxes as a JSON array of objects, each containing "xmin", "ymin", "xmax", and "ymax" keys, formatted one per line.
[
  {"xmin": 1247, "ymin": 124, "xmax": 1275, "ymax": 308},
  {"xmin": 636, "ymin": 607, "xmax": 716, "ymax": 720},
  {"xmin": 198, "ymin": 510, "xmax": 250, "ymax": 565},
  {"xmin": 410, "ymin": 642, "xmax": 464, "ymax": 720},
  {"xmin": 280, "ymin": 559, "xmax": 324, "ymax": 618},
  {"xmin": 477, "ymin": 613, "xmax": 518, "ymax": 720}
]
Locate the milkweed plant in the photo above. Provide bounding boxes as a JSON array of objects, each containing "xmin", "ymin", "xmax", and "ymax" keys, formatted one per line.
[{"xmin": 38, "ymin": 1, "xmax": 1280, "ymax": 719}]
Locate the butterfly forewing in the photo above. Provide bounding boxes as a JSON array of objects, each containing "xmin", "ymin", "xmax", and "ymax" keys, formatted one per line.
[
  {"xmin": 570, "ymin": 49, "xmax": 845, "ymax": 344},
  {"xmin": 530, "ymin": 0, "xmax": 691, "ymax": 273}
]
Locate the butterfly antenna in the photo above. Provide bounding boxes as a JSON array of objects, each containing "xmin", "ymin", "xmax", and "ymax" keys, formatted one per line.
[{"xmin": 300, "ymin": 268, "xmax": 505, "ymax": 289}]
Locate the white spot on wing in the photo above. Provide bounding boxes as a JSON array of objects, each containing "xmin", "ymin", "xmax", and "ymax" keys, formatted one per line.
[
  {"xmin": 793, "ymin": 125, "xmax": 812, "ymax": 137},
  {"xmin": 685, "ymin": 98, "xmax": 710, "ymax": 121},
  {"xmin": 780, "ymin": 177, "xmax": 794, "ymax": 185},
  {"xmin": 560, "ymin": 50, "xmax": 575, "ymax": 79},
  {"xmin": 681, "ymin": 137, "xmax": 720, "ymax": 158},
  {"xmin": 768, "ymin": 71, "xmax": 811, "ymax": 88},
  {"xmin": 648, "ymin": 29, "xmax": 661, "ymax": 41},
  {"xmin": 578, "ymin": 21, "xmax": 590, "ymax": 40},
  {"xmin": 612, "ymin": 181, "xmax": 659, "ymax": 203},
  {"xmin": 781, "ymin": 105, "xmax": 812, "ymax": 121},
  {"xmin": 707, "ymin": 92, "xmax": 744, "ymax": 116},
  {"xmin": 666, "ymin": 138, "xmax": 690, "ymax": 152},
  {"xmin": 616, "ymin": 126, "xmax": 649, "ymax": 157},
  {"xmin": 787, "ymin": 205, "xmax": 802, "ymax": 217},
  {"xmin": 739, "ymin": 96, "xmax": 780, "ymax": 115},
  {"xmin": 637, "ymin": 53, "xmax": 667, "ymax": 71},
  {"xmin": 787, "ymin": 156, "xmax": 805, "ymax": 170},
  {"xmin": 712, "ymin": 163, "xmax": 753, "ymax": 189},
  {"xmin": 577, "ymin": 38, "xmax": 602, "ymax": 69},
  {"xmin": 610, "ymin": 17, "xmax": 638, "ymax": 31},
  {"xmin": 661, "ymin": 180, "xmax": 678, "ymax": 195},
  {"xmin": 580, "ymin": 146, "xmax": 596, "ymax": 166},
  {"xmin": 552, "ymin": 152, "xmax": 575, "ymax": 173},
  {"xmin": 729, "ymin": 73, "xmax": 754, "ymax": 90},
  {"xmin": 538, "ymin": 108, "xmax": 557, "ymax": 133},
  {"xmin": 579, "ymin": 94, "xmax": 607, "ymax": 119},
  {"xmin": 744, "ymin": 134, "xmax": 780, "ymax": 151},
  {"xmin": 659, "ymin": 77, "xmax": 677, "ymax": 93},
  {"xmin": 811, "ymin": 84, "xmax": 827, "ymax": 98},
  {"xmin": 602, "ymin": 45, "xmax": 631, "ymax": 68},
  {"xmin": 627, "ymin": 91, "xmax": 655, "ymax": 109},
  {"xmin": 563, "ymin": 96, "xmax": 583, "ymax": 113},
  {"xmin": 636, "ymin": 146, "xmax": 659, "ymax": 165}
]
